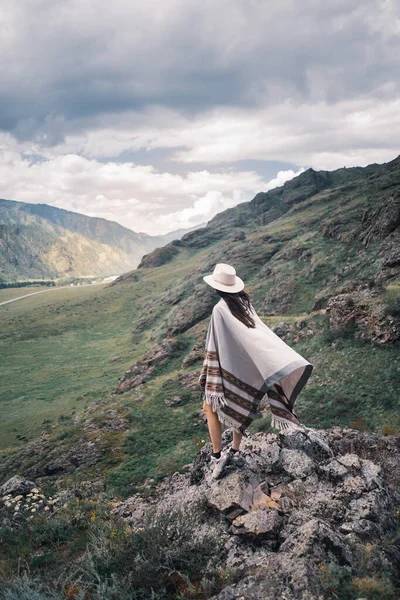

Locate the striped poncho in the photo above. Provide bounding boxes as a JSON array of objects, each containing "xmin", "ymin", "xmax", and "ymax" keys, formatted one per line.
[{"xmin": 198, "ymin": 298, "xmax": 313, "ymax": 435}]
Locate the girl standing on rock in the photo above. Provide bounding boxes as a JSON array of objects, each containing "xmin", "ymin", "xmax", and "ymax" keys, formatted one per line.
[{"xmin": 199, "ymin": 263, "xmax": 313, "ymax": 479}]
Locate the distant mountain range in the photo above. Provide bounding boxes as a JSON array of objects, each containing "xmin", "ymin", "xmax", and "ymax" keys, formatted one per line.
[{"xmin": 0, "ymin": 198, "xmax": 206, "ymax": 282}]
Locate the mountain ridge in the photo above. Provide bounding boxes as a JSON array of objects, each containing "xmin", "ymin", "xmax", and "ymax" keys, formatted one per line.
[
  {"xmin": 0, "ymin": 197, "xmax": 204, "ymax": 281},
  {"xmin": 132, "ymin": 154, "xmax": 400, "ymax": 273}
]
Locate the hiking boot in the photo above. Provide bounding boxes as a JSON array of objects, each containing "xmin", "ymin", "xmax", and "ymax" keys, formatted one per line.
[
  {"xmin": 210, "ymin": 449, "xmax": 232, "ymax": 480},
  {"xmin": 228, "ymin": 448, "xmax": 245, "ymax": 467}
]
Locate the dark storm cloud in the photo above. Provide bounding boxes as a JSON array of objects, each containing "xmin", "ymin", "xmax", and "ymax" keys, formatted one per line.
[{"xmin": 1, "ymin": 0, "xmax": 399, "ymax": 143}]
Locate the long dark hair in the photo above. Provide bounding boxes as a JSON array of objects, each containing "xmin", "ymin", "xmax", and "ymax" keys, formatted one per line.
[{"xmin": 216, "ymin": 289, "xmax": 256, "ymax": 328}]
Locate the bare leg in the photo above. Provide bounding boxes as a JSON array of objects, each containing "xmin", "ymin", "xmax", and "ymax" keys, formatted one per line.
[
  {"xmin": 232, "ymin": 429, "xmax": 243, "ymax": 451},
  {"xmin": 202, "ymin": 400, "xmax": 222, "ymax": 453}
]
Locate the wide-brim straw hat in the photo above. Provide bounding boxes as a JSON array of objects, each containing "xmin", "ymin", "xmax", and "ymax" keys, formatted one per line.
[{"xmin": 203, "ymin": 262, "xmax": 244, "ymax": 293}]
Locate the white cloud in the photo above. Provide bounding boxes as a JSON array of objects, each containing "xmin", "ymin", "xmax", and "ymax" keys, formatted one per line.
[
  {"xmin": 154, "ymin": 167, "xmax": 305, "ymax": 231},
  {"xmin": 0, "ymin": 148, "xmax": 303, "ymax": 234}
]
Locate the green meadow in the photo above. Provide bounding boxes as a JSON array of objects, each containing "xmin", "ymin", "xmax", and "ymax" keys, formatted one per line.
[{"xmin": 0, "ymin": 246, "xmax": 212, "ymax": 451}]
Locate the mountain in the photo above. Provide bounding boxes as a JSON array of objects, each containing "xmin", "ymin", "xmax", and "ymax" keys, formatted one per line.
[
  {"xmin": 0, "ymin": 155, "xmax": 399, "ymax": 597},
  {"xmin": 0, "ymin": 198, "xmax": 205, "ymax": 282},
  {"xmin": 112, "ymin": 155, "xmax": 400, "ymax": 335}
]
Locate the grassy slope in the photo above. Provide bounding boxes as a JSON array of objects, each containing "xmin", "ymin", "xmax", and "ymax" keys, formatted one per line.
[
  {"xmin": 0, "ymin": 159, "xmax": 399, "ymax": 500},
  {"xmin": 0, "ymin": 286, "xmax": 53, "ymax": 302}
]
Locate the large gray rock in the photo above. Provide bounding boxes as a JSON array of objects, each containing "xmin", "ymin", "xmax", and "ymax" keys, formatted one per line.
[
  {"xmin": 280, "ymin": 518, "xmax": 353, "ymax": 566},
  {"xmin": 324, "ymin": 426, "xmax": 400, "ymax": 490},
  {"xmin": 0, "ymin": 475, "xmax": 36, "ymax": 496},
  {"xmin": 230, "ymin": 508, "xmax": 282, "ymax": 545},
  {"xmin": 325, "ymin": 285, "xmax": 399, "ymax": 345},
  {"xmin": 206, "ymin": 471, "xmax": 254, "ymax": 520},
  {"xmin": 280, "ymin": 448, "xmax": 315, "ymax": 478},
  {"xmin": 279, "ymin": 427, "xmax": 334, "ymax": 461}
]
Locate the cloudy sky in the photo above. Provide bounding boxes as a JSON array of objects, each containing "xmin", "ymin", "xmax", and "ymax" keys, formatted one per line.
[{"xmin": 1, "ymin": 0, "xmax": 399, "ymax": 235}]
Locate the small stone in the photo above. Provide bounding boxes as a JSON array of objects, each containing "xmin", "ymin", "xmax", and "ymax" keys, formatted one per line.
[
  {"xmin": 337, "ymin": 454, "xmax": 361, "ymax": 469},
  {"xmin": 278, "ymin": 496, "xmax": 292, "ymax": 512},
  {"xmin": 280, "ymin": 449, "xmax": 315, "ymax": 478},
  {"xmin": 339, "ymin": 522, "xmax": 354, "ymax": 534},
  {"xmin": 252, "ymin": 485, "xmax": 280, "ymax": 511},
  {"xmin": 231, "ymin": 508, "xmax": 282, "ymax": 541},
  {"xmin": 270, "ymin": 488, "xmax": 282, "ymax": 501}
]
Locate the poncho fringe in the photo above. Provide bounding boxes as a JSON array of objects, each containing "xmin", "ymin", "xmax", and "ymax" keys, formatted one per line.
[{"xmin": 202, "ymin": 390, "xmax": 249, "ymax": 435}]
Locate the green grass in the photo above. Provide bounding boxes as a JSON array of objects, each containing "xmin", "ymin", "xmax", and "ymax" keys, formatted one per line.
[
  {"xmin": 0, "ymin": 243, "xmax": 213, "ymax": 450},
  {"xmin": 287, "ymin": 326, "xmax": 400, "ymax": 432},
  {"xmin": 105, "ymin": 358, "xmax": 208, "ymax": 498},
  {"xmin": 0, "ymin": 283, "xmax": 137, "ymax": 448},
  {"xmin": 0, "ymin": 285, "xmax": 55, "ymax": 303}
]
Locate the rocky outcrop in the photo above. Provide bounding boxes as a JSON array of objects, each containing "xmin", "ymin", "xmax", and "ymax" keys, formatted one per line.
[
  {"xmin": 0, "ymin": 474, "xmax": 36, "ymax": 496},
  {"xmin": 73, "ymin": 408, "xmax": 130, "ymax": 433},
  {"xmin": 113, "ymin": 337, "xmax": 180, "ymax": 393},
  {"xmin": 109, "ymin": 426, "xmax": 400, "ymax": 599},
  {"xmin": 1, "ymin": 426, "xmax": 399, "ymax": 598},
  {"xmin": 359, "ymin": 193, "xmax": 400, "ymax": 248},
  {"xmin": 0, "ymin": 435, "xmax": 104, "ymax": 483},
  {"xmin": 0, "ymin": 475, "xmax": 106, "ymax": 528},
  {"xmin": 281, "ymin": 168, "xmax": 331, "ymax": 207},
  {"xmin": 138, "ymin": 243, "xmax": 180, "ymax": 268},
  {"xmin": 376, "ymin": 227, "xmax": 400, "ymax": 282},
  {"xmin": 325, "ymin": 285, "xmax": 399, "ymax": 344},
  {"xmin": 1, "ymin": 479, "xmax": 54, "ymax": 526},
  {"xmin": 181, "ymin": 340, "xmax": 205, "ymax": 367},
  {"xmin": 166, "ymin": 284, "xmax": 216, "ymax": 335}
]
